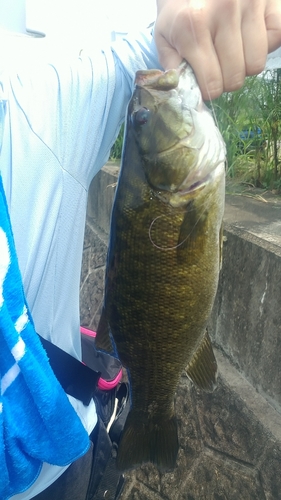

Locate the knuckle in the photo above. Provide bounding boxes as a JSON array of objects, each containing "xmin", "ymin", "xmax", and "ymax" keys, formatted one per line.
[
  {"xmin": 245, "ymin": 51, "xmax": 267, "ymax": 76},
  {"xmin": 220, "ymin": 0, "xmax": 239, "ymax": 15},
  {"xmin": 246, "ymin": 61, "xmax": 266, "ymax": 76},
  {"xmin": 204, "ymin": 82, "xmax": 224, "ymax": 100},
  {"xmin": 224, "ymin": 77, "xmax": 245, "ymax": 92},
  {"xmin": 177, "ymin": 5, "xmax": 207, "ymax": 33}
]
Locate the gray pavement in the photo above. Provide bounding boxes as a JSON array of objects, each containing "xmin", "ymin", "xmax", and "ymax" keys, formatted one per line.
[{"xmin": 225, "ymin": 188, "xmax": 281, "ymax": 247}]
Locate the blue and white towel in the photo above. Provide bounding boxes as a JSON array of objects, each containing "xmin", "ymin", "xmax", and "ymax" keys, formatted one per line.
[{"xmin": 0, "ymin": 101, "xmax": 89, "ymax": 499}]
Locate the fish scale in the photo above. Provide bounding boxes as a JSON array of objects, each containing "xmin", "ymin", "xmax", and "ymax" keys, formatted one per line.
[{"xmin": 96, "ymin": 62, "xmax": 226, "ymax": 471}]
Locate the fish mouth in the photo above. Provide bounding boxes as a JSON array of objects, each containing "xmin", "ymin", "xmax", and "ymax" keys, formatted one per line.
[
  {"xmin": 178, "ymin": 174, "xmax": 210, "ymax": 195},
  {"xmin": 135, "ymin": 61, "xmax": 188, "ymax": 92},
  {"xmin": 135, "ymin": 68, "xmax": 179, "ymax": 91},
  {"xmin": 178, "ymin": 162, "xmax": 225, "ymax": 196}
]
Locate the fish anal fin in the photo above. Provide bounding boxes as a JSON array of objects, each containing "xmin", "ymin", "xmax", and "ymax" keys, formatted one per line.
[
  {"xmin": 95, "ymin": 306, "xmax": 114, "ymax": 353},
  {"xmin": 117, "ymin": 411, "xmax": 178, "ymax": 472},
  {"xmin": 185, "ymin": 330, "xmax": 217, "ymax": 392}
]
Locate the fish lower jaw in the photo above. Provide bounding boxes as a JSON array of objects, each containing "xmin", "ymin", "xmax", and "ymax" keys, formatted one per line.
[
  {"xmin": 179, "ymin": 175, "xmax": 210, "ymax": 195},
  {"xmin": 168, "ymin": 174, "xmax": 210, "ymax": 206},
  {"xmin": 177, "ymin": 174, "xmax": 209, "ymax": 196},
  {"xmin": 177, "ymin": 162, "xmax": 225, "ymax": 197}
]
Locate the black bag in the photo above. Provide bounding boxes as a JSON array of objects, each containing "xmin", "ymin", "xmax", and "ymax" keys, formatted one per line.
[{"xmin": 39, "ymin": 327, "xmax": 130, "ymax": 500}]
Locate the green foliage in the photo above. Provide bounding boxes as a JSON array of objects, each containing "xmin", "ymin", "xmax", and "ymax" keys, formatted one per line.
[
  {"xmin": 211, "ymin": 70, "xmax": 281, "ymax": 190},
  {"xmin": 110, "ymin": 124, "xmax": 125, "ymax": 160}
]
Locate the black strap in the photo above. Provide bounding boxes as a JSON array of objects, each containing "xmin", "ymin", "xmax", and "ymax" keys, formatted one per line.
[
  {"xmin": 88, "ymin": 384, "xmax": 130, "ymax": 499},
  {"xmin": 87, "ymin": 417, "xmax": 125, "ymax": 500},
  {"xmin": 39, "ymin": 335, "xmax": 100, "ymax": 406},
  {"xmin": 39, "ymin": 333, "xmax": 130, "ymax": 500},
  {"xmin": 81, "ymin": 333, "xmax": 122, "ymax": 382},
  {"xmin": 109, "ymin": 382, "xmax": 130, "ymax": 445}
]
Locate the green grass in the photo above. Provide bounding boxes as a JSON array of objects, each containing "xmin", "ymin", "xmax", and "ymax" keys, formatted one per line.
[{"xmin": 110, "ymin": 124, "xmax": 124, "ymax": 160}]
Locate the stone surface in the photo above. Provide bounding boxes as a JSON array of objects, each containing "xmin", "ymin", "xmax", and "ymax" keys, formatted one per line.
[
  {"xmin": 87, "ymin": 162, "xmax": 119, "ymax": 234},
  {"xmin": 81, "ymin": 215, "xmax": 108, "ymax": 330},
  {"xmin": 80, "ymin": 166, "xmax": 281, "ymax": 499},
  {"xmin": 81, "ymin": 165, "xmax": 118, "ymax": 331},
  {"xmin": 80, "ymin": 266, "xmax": 105, "ymax": 330}
]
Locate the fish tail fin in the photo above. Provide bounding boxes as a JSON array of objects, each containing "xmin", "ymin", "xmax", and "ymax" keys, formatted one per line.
[{"xmin": 116, "ymin": 411, "xmax": 178, "ymax": 471}]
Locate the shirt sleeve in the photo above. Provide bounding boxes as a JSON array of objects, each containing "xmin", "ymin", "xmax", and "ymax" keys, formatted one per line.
[
  {"xmin": 74, "ymin": 27, "xmax": 161, "ymax": 187},
  {"xmin": 8, "ymin": 28, "xmax": 160, "ymax": 189},
  {"xmin": 92, "ymin": 29, "xmax": 161, "ymax": 182}
]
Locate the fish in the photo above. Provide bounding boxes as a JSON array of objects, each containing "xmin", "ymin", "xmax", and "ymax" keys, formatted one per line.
[{"xmin": 95, "ymin": 61, "xmax": 226, "ymax": 472}]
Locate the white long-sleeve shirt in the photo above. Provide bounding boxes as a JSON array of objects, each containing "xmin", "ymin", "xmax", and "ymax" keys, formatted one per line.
[{"xmin": 0, "ymin": 28, "xmax": 159, "ymax": 499}]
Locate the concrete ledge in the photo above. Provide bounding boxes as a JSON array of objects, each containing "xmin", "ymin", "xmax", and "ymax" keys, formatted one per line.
[
  {"xmin": 87, "ymin": 161, "xmax": 119, "ymax": 235},
  {"xmin": 210, "ymin": 221, "xmax": 281, "ymax": 412},
  {"xmin": 80, "ymin": 163, "xmax": 119, "ymax": 330}
]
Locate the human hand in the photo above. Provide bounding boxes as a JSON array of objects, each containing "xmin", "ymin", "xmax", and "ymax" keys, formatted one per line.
[{"xmin": 154, "ymin": 0, "xmax": 281, "ymax": 100}]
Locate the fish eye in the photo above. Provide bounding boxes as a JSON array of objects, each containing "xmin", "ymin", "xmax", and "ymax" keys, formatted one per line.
[{"xmin": 133, "ymin": 107, "xmax": 150, "ymax": 127}]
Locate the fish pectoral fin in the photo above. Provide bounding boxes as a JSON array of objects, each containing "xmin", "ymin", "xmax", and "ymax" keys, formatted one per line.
[
  {"xmin": 176, "ymin": 204, "xmax": 206, "ymax": 263},
  {"xmin": 95, "ymin": 306, "xmax": 114, "ymax": 353},
  {"xmin": 185, "ymin": 330, "xmax": 217, "ymax": 392},
  {"xmin": 117, "ymin": 411, "xmax": 178, "ymax": 472}
]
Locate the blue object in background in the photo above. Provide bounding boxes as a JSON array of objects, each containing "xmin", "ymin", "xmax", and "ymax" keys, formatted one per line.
[{"xmin": 237, "ymin": 126, "xmax": 265, "ymax": 154}]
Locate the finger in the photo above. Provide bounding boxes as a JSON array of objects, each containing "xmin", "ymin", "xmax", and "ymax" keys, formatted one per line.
[
  {"xmin": 178, "ymin": 14, "xmax": 225, "ymax": 99},
  {"xmin": 155, "ymin": 27, "xmax": 224, "ymax": 99},
  {"xmin": 212, "ymin": 3, "xmax": 246, "ymax": 94},
  {"xmin": 181, "ymin": 40, "xmax": 224, "ymax": 100},
  {"xmin": 156, "ymin": 6, "xmax": 225, "ymax": 100},
  {"xmin": 154, "ymin": 32, "xmax": 183, "ymax": 70},
  {"xmin": 265, "ymin": 0, "xmax": 281, "ymax": 53},
  {"xmin": 241, "ymin": 3, "xmax": 268, "ymax": 76}
]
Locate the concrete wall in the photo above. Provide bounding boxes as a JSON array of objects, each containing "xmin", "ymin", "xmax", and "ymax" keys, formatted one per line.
[{"xmin": 80, "ymin": 165, "xmax": 281, "ymax": 500}]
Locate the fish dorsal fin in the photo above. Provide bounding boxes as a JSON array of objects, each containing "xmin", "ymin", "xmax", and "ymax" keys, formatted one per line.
[
  {"xmin": 95, "ymin": 306, "xmax": 114, "ymax": 353},
  {"xmin": 219, "ymin": 224, "xmax": 224, "ymax": 270},
  {"xmin": 185, "ymin": 330, "xmax": 217, "ymax": 392}
]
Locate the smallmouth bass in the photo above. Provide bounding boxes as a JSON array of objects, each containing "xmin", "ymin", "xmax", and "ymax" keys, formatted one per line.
[{"xmin": 96, "ymin": 62, "xmax": 226, "ymax": 471}]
